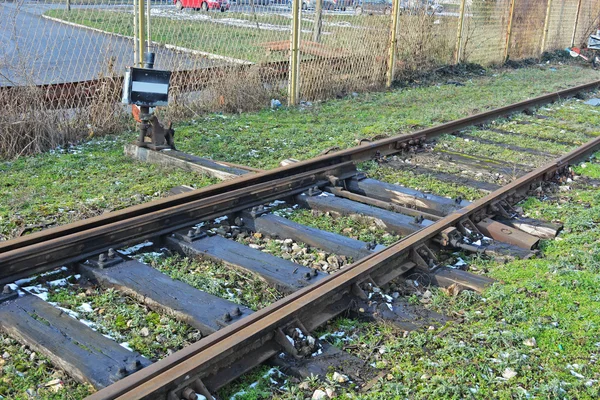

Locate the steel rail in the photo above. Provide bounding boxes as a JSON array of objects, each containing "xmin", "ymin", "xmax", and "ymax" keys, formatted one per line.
[
  {"xmin": 0, "ymin": 80, "xmax": 598, "ymax": 282},
  {"xmin": 87, "ymin": 134, "xmax": 600, "ymax": 400}
]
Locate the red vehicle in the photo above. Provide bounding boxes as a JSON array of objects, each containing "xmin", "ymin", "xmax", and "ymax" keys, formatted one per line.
[{"xmin": 175, "ymin": 0, "xmax": 230, "ymax": 12}]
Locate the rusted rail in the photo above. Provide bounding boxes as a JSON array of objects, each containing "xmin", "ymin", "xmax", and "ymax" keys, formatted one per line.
[
  {"xmin": 86, "ymin": 134, "xmax": 600, "ymax": 400},
  {"xmin": 1, "ymin": 79, "xmax": 598, "ymax": 285}
]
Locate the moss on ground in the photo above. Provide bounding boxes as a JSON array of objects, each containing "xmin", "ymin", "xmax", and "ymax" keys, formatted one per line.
[
  {"xmin": 286, "ymin": 208, "xmax": 401, "ymax": 246},
  {"xmin": 0, "ymin": 136, "xmax": 217, "ymax": 241},
  {"xmin": 361, "ymin": 161, "xmax": 486, "ymax": 201},
  {"xmin": 145, "ymin": 253, "xmax": 283, "ymax": 311},
  {"xmin": 173, "ymin": 65, "xmax": 600, "ymax": 169},
  {"xmin": 463, "ymin": 127, "xmax": 574, "ymax": 155},
  {"xmin": 0, "ymin": 334, "xmax": 93, "ymax": 399},
  {"xmin": 47, "ymin": 284, "xmax": 198, "ymax": 361},
  {"xmin": 2, "ymin": 65, "xmax": 599, "ymax": 242},
  {"xmin": 258, "ymin": 154, "xmax": 600, "ymax": 399},
  {"xmin": 436, "ymin": 133, "xmax": 550, "ymax": 167}
]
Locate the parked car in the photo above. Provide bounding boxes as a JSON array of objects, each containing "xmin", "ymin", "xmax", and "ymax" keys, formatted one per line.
[
  {"xmin": 308, "ymin": 0, "xmax": 349, "ymax": 10},
  {"xmin": 289, "ymin": 0, "xmax": 348, "ymax": 11},
  {"xmin": 175, "ymin": 0, "xmax": 230, "ymax": 11},
  {"xmin": 399, "ymin": 0, "xmax": 443, "ymax": 14},
  {"xmin": 353, "ymin": 0, "xmax": 392, "ymax": 15},
  {"xmin": 288, "ymin": 0, "xmax": 309, "ymax": 10}
]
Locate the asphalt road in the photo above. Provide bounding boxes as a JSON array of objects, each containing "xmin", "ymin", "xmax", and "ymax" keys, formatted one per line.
[
  {"xmin": 0, "ymin": 0, "xmax": 455, "ymax": 86},
  {"xmin": 0, "ymin": 1, "xmax": 220, "ymax": 86}
]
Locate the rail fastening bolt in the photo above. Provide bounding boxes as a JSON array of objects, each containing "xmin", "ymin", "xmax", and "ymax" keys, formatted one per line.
[
  {"xmin": 129, "ymin": 359, "xmax": 142, "ymax": 370},
  {"xmin": 232, "ymin": 307, "xmax": 242, "ymax": 317},
  {"xmin": 98, "ymin": 253, "xmax": 106, "ymax": 262},
  {"xmin": 107, "ymin": 248, "xmax": 116, "ymax": 259},
  {"xmin": 182, "ymin": 387, "xmax": 198, "ymax": 400},
  {"xmin": 187, "ymin": 230, "xmax": 195, "ymax": 237},
  {"xmin": 223, "ymin": 312, "xmax": 232, "ymax": 322},
  {"xmin": 117, "ymin": 366, "xmax": 127, "ymax": 377}
]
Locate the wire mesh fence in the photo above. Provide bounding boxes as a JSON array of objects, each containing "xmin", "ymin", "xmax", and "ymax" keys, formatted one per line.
[{"xmin": 0, "ymin": 0, "xmax": 599, "ymax": 158}]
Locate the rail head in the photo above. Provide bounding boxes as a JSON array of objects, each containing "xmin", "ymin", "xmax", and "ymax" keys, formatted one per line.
[{"xmin": 86, "ymin": 132, "xmax": 600, "ymax": 400}]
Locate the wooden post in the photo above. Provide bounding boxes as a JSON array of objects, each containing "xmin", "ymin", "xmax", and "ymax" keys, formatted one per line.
[
  {"xmin": 138, "ymin": 0, "xmax": 146, "ymax": 66},
  {"xmin": 503, "ymin": 0, "xmax": 516, "ymax": 62},
  {"xmin": 540, "ymin": 0, "xmax": 553, "ymax": 55},
  {"xmin": 386, "ymin": 0, "xmax": 400, "ymax": 87},
  {"xmin": 570, "ymin": 0, "xmax": 583, "ymax": 47},
  {"xmin": 313, "ymin": 0, "xmax": 323, "ymax": 43},
  {"xmin": 288, "ymin": 0, "xmax": 302, "ymax": 106},
  {"xmin": 454, "ymin": 0, "xmax": 467, "ymax": 64}
]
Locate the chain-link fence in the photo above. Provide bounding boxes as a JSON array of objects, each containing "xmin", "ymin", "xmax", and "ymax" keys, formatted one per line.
[{"xmin": 1, "ymin": 0, "xmax": 599, "ymax": 158}]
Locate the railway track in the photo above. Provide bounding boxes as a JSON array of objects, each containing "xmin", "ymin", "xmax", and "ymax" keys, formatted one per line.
[{"xmin": 1, "ymin": 81, "xmax": 600, "ymax": 399}]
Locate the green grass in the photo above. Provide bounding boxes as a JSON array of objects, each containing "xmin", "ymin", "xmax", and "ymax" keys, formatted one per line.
[
  {"xmin": 47, "ymin": 285, "xmax": 197, "ymax": 361},
  {"xmin": 44, "ymin": 8, "xmax": 395, "ymax": 62},
  {"xmin": 463, "ymin": 126, "xmax": 574, "ymax": 155},
  {"xmin": 287, "ymin": 208, "xmax": 401, "ymax": 245},
  {"xmin": 144, "ymin": 253, "xmax": 283, "ymax": 310},
  {"xmin": 172, "ymin": 65, "xmax": 600, "ymax": 169},
  {"xmin": 436, "ymin": 133, "xmax": 550, "ymax": 167},
  {"xmin": 224, "ymin": 153, "xmax": 600, "ymax": 399},
  {"xmin": 2, "ymin": 65, "xmax": 599, "ymax": 242},
  {"xmin": 0, "ymin": 334, "xmax": 93, "ymax": 399},
  {"xmin": 0, "ymin": 135, "xmax": 217, "ymax": 241},
  {"xmin": 361, "ymin": 160, "xmax": 486, "ymax": 201}
]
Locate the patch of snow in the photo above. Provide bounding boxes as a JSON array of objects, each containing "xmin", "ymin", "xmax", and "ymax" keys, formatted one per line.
[
  {"xmin": 285, "ymin": 335, "xmax": 295, "ymax": 346},
  {"xmin": 78, "ymin": 303, "xmax": 93, "ymax": 313},
  {"xmin": 214, "ymin": 215, "xmax": 228, "ymax": 223},
  {"xmin": 120, "ymin": 342, "xmax": 133, "ymax": 352},
  {"xmin": 119, "ymin": 241, "xmax": 154, "ymax": 255}
]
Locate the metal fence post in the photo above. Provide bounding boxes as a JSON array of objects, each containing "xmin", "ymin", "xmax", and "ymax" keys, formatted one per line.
[
  {"xmin": 66, "ymin": 0, "xmax": 71, "ymax": 11},
  {"xmin": 386, "ymin": 0, "xmax": 400, "ymax": 88},
  {"xmin": 288, "ymin": 0, "xmax": 301, "ymax": 106},
  {"xmin": 313, "ymin": 0, "xmax": 323, "ymax": 43},
  {"xmin": 146, "ymin": 0, "xmax": 152, "ymax": 54},
  {"xmin": 134, "ymin": 0, "xmax": 138, "ymax": 66},
  {"xmin": 454, "ymin": 0, "xmax": 467, "ymax": 64},
  {"xmin": 503, "ymin": 0, "xmax": 516, "ymax": 62},
  {"xmin": 138, "ymin": 0, "xmax": 146, "ymax": 66},
  {"xmin": 570, "ymin": 0, "xmax": 583, "ymax": 47},
  {"xmin": 540, "ymin": 0, "xmax": 553, "ymax": 55}
]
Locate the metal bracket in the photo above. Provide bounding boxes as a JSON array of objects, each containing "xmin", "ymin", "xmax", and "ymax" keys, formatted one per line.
[
  {"xmin": 139, "ymin": 115, "xmax": 176, "ymax": 151},
  {"xmin": 412, "ymin": 245, "xmax": 437, "ymax": 269},
  {"xmin": 87, "ymin": 249, "xmax": 124, "ymax": 269},
  {"xmin": 249, "ymin": 204, "xmax": 271, "ymax": 217},
  {"xmin": 488, "ymin": 201, "xmax": 511, "ymax": 219},
  {"xmin": 305, "ymin": 186, "xmax": 322, "ymax": 197},
  {"xmin": 458, "ymin": 218, "xmax": 483, "ymax": 238},
  {"xmin": 169, "ymin": 378, "xmax": 213, "ymax": 400},
  {"xmin": 172, "ymin": 226, "xmax": 207, "ymax": 243}
]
